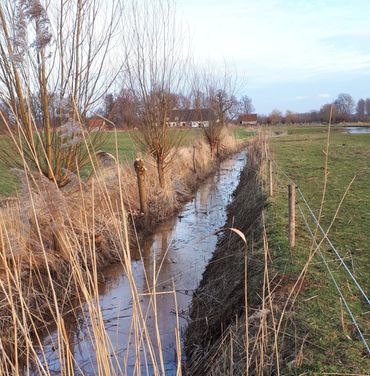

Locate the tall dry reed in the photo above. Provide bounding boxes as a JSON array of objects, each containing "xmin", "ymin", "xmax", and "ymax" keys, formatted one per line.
[{"xmin": 0, "ymin": 124, "xmax": 245, "ymax": 374}]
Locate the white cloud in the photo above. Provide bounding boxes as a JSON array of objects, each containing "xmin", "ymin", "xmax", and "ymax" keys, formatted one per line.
[
  {"xmin": 178, "ymin": 0, "xmax": 370, "ymax": 85},
  {"xmin": 318, "ymin": 93, "xmax": 330, "ymax": 98}
]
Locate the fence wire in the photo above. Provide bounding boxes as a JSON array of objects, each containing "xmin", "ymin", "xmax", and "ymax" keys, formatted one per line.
[
  {"xmin": 269, "ymin": 158, "xmax": 370, "ymax": 355},
  {"xmin": 297, "ymin": 203, "xmax": 370, "ymax": 355}
]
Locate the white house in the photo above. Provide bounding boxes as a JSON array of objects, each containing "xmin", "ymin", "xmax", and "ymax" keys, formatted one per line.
[{"xmin": 168, "ymin": 109, "xmax": 214, "ymax": 128}]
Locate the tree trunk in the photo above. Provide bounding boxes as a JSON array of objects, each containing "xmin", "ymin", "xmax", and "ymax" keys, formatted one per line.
[
  {"xmin": 210, "ymin": 143, "xmax": 215, "ymax": 159},
  {"xmin": 157, "ymin": 158, "xmax": 165, "ymax": 189},
  {"xmin": 216, "ymin": 141, "xmax": 220, "ymax": 158}
]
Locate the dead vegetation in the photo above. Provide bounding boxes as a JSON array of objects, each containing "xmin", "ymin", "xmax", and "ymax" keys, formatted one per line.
[{"xmin": 0, "ymin": 126, "xmax": 245, "ymax": 372}]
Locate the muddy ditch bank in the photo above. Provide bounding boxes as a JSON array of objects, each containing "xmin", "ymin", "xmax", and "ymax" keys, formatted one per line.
[
  {"xmin": 184, "ymin": 141, "xmax": 269, "ymax": 375},
  {"xmin": 29, "ymin": 151, "xmax": 248, "ymax": 374}
]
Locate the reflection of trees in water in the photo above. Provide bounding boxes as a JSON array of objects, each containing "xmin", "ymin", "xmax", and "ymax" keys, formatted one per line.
[
  {"xmin": 140, "ymin": 216, "xmax": 176, "ymax": 293},
  {"xmin": 197, "ymin": 175, "xmax": 219, "ymax": 217},
  {"xmin": 137, "ymin": 216, "xmax": 179, "ymax": 366}
]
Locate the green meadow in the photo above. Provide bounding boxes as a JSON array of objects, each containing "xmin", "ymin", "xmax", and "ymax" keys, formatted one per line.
[{"xmin": 268, "ymin": 125, "xmax": 370, "ymax": 373}]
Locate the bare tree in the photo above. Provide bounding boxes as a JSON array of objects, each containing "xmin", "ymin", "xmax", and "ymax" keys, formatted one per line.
[
  {"xmin": 285, "ymin": 110, "xmax": 297, "ymax": 124},
  {"xmin": 334, "ymin": 93, "xmax": 354, "ymax": 121},
  {"xmin": 0, "ymin": 0, "xmax": 121, "ymax": 187},
  {"xmin": 104, "ymin": 90, "xmax": 140, "ymax": 129},
  {"xmin": 239, "ymin": 95, "xmax": 254, "ymax": 114},
  {"xmin": 365, "ymin": 98, "xmax": 370, "ymax": 116},
  {"xmin": 192, "ymin": 65, "xmax": 239, "ymax": 157},
  {"xmin": 320, "ymin": 103, "xmax": 337, "ymax": 123},
  {"xmin": 191, "ymin": 89, "xmax": 207, "ymax": 110},
  {"xmin": 269, "ymin": 109, "xmax": 282, "ymax": 125},
  {"xmin": 356, "ymin": 98, "xmax": 365, "ymax": 119},
  {"xmin": 122, "ymin": 0, "xmax": 188, "ymax": 188}
]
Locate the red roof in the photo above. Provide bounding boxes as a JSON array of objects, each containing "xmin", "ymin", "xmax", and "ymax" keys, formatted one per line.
[
  {"xmin": 239, "ymin": 114, "xmax": 257, "ymax": 122},
  {"xmin": 87, "ymin": 117, "xmax": 105, "ymax": 128}
]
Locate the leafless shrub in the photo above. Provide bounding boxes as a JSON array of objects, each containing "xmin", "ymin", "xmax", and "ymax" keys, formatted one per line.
[
  {"xmin": 121, "ymin": 0, "xmax": 190, "ymax": 188},
  {"xmin": 0, "ymin": 0, "xmax": 121, "ymax": 186},
  {"xmin": 191, "ymin": 64, "xmax": 240, "ymax": 158}
]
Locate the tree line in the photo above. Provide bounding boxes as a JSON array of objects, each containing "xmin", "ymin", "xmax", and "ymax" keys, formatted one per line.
[
  {"xmin": 99, "ymin": 90, "xmax": 254, "ymax": 129},
  {"xmin": 260, "ymin": 93, "xmax": 370, "ymax": 124}
]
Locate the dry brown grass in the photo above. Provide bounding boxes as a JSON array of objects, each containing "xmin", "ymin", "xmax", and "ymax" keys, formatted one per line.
[{"xmin": 0, "ymin": 126, "xmax": 246, "ymax": 373}]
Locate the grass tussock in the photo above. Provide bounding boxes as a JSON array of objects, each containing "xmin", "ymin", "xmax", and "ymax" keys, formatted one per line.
[{"xmin": 0, "ymin": 126, "xmax": 245, "ymax": 372}]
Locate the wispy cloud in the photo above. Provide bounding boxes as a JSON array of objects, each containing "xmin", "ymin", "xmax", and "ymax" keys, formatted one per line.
[
  {"xmin": 318, "ymin": 93, "xmax": 330, "ymax": 98},
  {"xmin": 179, "ymin": 0, "xmax": 370, "ymax": 84},
  {"xmin": 178, "ymin": 0, "xmax": 370, "ymax": 112}
]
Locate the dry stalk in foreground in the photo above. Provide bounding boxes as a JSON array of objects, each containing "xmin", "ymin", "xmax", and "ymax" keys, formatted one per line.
[{"xmin": 0, "ymin": 124, "xmax": 245, "ymax": 373}]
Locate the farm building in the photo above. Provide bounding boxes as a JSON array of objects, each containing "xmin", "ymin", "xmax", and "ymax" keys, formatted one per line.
[
  {"xmin": 86, "ymin": 117, "xmax": 107, "ymax": 129},
  {"xmin": 168, "ymin": 108, "xmax": 214, "ymax": 128},
  {"xmin": 239, "ymin": 113, "xmax": 258, "ymax": 125}
]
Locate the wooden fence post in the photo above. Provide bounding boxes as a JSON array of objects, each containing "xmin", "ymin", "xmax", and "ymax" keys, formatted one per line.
[
  {"xmin": 134, "ymin": 158, "xmax": 147, "ymax": 215},
  {"xmin": 269, "ymin": 159, "xmax": 273, "ymax": 197},
  {"xmin": 288, "ymin": 184, "xmax": 296, "ymax": 249}
]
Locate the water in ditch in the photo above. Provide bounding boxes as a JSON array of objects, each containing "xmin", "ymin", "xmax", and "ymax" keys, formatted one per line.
[
  {"xmin": 34, "ymin": 151, "xmax": 247, "ymax": 375},
  {"xmin": 345, "ymin": 126, "xmax": 370, "ymax": 134}
]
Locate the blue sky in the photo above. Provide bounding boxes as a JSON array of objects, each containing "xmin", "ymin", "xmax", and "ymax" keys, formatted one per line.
[{"xmin": 177, "ymin": 0, "xmax": 370, "ymax": 114}]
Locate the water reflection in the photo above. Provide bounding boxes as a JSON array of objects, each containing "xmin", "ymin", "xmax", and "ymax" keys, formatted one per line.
[
  {"xmin": 33, "ymin": 152, "xmax": 247, "ymax": 374},
  {"xmin": 345, "ymin": 126, "xmax": 370, "ymax": 134}
]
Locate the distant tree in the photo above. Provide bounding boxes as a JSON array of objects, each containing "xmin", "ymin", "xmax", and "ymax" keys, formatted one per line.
[
  {"xmin": 356, "ymin": 98, "xmax": 365, "ymax": 120},
  {"xmin": 320, "ymin": 103, "xmax": 337, "ymax": 123},
  {"xmin": 257, "ymin": 114, "xmax": 268, "ymax": 124},
  {"xmin": 269, "ymin": 110, "xmax": 282, "ymax": 124},
  {"xmin": 205, "ymin": 87, "xmax": 238, "ymax": 157},
  {"xmin": 104, "ymin": 94, "xmax": 115, "ymax": 119},
  {"xmin": 104, "ymin": 90, "xmax": 140, "ymax": 129},
  {"xmin": 191, "ymin": 89, "xmax": 207, "ymax": 110},
  {"xmin": 309, "ymin": 110, "xmax": 320, "ymax": 123},
  {"xmin": 285, "ymin": 110, "xmax": 297, "ymax": 124},
  {"xmin": 175, "ymin": 93, "xmax": 192, "ymax": 110},
  {"xmin": 239, "ymin": 95, "xmax": 254, "ymax": 114},
  {"xmin": 365, "ymin": 98, "xmax": 370, "ymax": 116},
  {"xmin": 334, "ymin": 93, "xmax": 355, "ymax": 121}
]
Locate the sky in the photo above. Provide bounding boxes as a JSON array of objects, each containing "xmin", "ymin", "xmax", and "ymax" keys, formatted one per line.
[{"xmin": 177, "ymin": 0, "xmax": 370, "ymax": 114}]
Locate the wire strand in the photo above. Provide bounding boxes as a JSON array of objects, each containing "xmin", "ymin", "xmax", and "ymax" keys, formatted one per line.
[
  {"xmin": 297, "ymin": 186, "xmax": 369, "ymax": 305},
  {"xmin": 272, "ymin": 159, "xmax": 369, "ymax": 305},
  {"xmin": 297, "ymin": 203, "xmax": 370, "ymax": 356}
]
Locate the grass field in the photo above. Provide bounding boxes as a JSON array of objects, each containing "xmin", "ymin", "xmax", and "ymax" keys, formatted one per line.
[
  {"xmin": 0, "ymin": 127, "xmax": 253, "ymax": 197},
  {"xmin": 267, "ymin": 125, "xmax": 370, "ymax": 373}
]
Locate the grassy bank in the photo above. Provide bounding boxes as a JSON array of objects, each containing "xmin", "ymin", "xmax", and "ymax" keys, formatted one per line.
[
  {"xmin": 184, "ymin": 127, "xmax": 369, "ymax": 375},
  {"xmin": 267, "ymin": 125, "xmax": 370, "ymax": 373},
  {"xmin": 185, "ymin": 137, "xmax": 269, "ymax": 374}
]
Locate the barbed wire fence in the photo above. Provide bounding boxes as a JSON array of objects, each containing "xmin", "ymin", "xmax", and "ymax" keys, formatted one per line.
[{"xmin": 266, "ymin": 156, "xmax": 370, "ymax": 356}]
